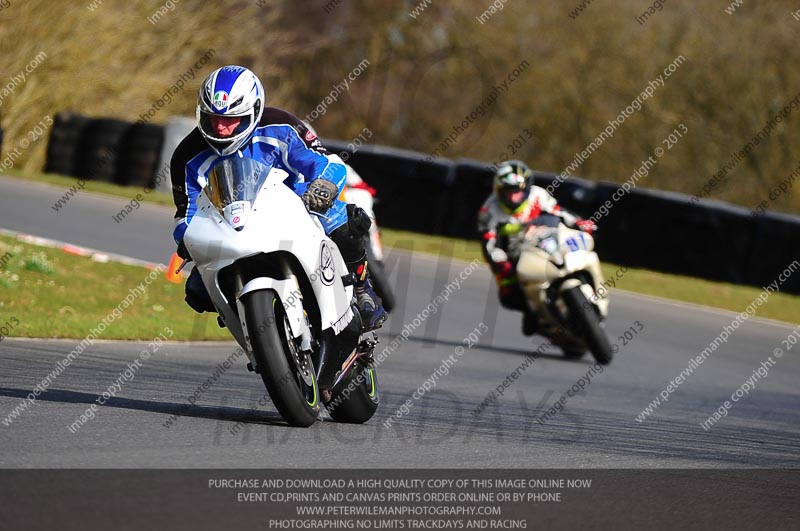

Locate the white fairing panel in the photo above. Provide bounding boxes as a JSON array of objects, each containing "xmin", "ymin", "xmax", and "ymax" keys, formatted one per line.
[
  {"xmin": 184, "ymin": 168, "xmax": 354, "ymax": 341},
  {"xmin": 515, "ymin": 224, "xmax": 609, "ymax": 318},
  {"xmin": 239, "ymin": 277, "xmax": 305, "ymax": 339}
]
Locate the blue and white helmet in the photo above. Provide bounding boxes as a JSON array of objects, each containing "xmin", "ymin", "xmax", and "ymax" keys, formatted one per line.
[{"xmin": 197, "ymin": 65, "xmax": 265, "ymax": 155}]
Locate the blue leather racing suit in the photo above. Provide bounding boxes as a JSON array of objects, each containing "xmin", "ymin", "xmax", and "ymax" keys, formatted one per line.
[
  {"xmin": 171, "ymin": 107, "xmax": 358, "ymax": 315},
  {"xmin": 171, "ymin": 107, "xmax": 347, "ymax": 243}
]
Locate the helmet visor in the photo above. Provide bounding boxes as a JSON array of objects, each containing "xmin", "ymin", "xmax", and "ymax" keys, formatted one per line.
[
  {"xmin": 498, "ymin": 172, "xmax": 528, "ymax": 206},
  {"xmin": 499, "ymin": 172, "xmax": 527, "ymax": 188},
  {"xmin": 198, "ymin": 110, "xmax": 254, "ymax": 142}
]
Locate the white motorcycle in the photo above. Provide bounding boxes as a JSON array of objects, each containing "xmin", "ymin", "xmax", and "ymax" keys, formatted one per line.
[
  {"xmin": 514, "ymin": 215, "xmax": 613, "ymax": 364},
  {"xmin": 183, "ymin": 157, "xmax": 380, "ymax": 427}
]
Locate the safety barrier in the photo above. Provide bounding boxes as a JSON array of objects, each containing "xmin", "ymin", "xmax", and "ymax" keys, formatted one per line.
[{"xmin": 42, "ymin": 114, "xmax": 800, "ymax": 294}]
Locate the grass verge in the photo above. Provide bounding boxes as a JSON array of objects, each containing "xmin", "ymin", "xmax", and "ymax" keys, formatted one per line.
[{"xmin": 0, "ymin": 234, "xmax": 228, "ymax": 341}]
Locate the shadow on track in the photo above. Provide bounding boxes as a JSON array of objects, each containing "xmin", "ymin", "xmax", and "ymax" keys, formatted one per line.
[
  {"xmin": 387, "ymin": 334, "xmax": 591, "ymax": 363},
  {"xmin": 0, "ymin": 386, "xmax": 287, "ymax": 427}
]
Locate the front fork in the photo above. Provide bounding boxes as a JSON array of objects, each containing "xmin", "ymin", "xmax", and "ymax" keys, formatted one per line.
[
  {"xmin": 234, "ymin": 270, "xmax": 314, "ymax": 372},
  {"xmin": 531, "ymin": 278, "xmax": 597, "ymax": 335}
]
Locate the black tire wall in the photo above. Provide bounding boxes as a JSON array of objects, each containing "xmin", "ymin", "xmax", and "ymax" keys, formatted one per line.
[{"xmin": 41, "ymin": 114, "xmax": 800, "ymax": 294}]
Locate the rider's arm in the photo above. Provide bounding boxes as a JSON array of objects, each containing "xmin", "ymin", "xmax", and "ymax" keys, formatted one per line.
[
  {"xmin": 286, "ymin": 134, "xmax": 347, "ymax": 192},
  {"xmin": 262, "ymin": 109, "xmax": 347, "ymax": 193},
  {"xmin": 533, "ymin": 186, "xmax": 595, "ymax": 233},
  {"xmin": 170, "ymin": 129, "xmax": 208, "ymax": 243},
  {"xmin": 478, "ymin": 205, "xmax": 510, "ymax": 272},
  {"xmin": 533, "ymin": 186, "xmax": 576, "ymax": 226}
]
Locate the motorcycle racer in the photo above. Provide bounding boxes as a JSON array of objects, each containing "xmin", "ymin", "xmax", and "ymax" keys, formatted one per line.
[
  {"xmin": 478, "ymin": 160, "xmax": 596, "ymax": 336},
  {"xmin": 170, "ymin": 65, "xmax": 386, "ymax": 330}
]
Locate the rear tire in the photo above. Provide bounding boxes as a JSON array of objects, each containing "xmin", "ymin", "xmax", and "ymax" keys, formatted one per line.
[
  {"xmin": 325, "ymin": 364, "xmax": 379, "ymax": 423},
  {"xmin": 243, "ymin": 290, "xmax": 320, "ymax": 427},
  {"xmin": 562, "ymin": 348, "xmax": 587, "ymax": 360},
  {"xmin": 562, "ymin": 286, "xmax": 613, "ymax": 365}
]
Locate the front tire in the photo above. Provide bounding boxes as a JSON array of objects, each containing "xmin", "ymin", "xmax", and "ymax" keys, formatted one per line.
[
  {"xmin": 325, "ymin": 364, "xmax": 379, "ymax": 423},
  {"xmin": 243, "ymin": 290, "xmax": 320, "ymax": 427},
  {"xmin": 562, "ymin": 286, "xmax": 613, "ymax": 365}
]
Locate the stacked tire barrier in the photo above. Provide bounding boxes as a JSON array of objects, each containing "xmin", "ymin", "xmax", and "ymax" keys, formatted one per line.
[
  {"xmin": 76, "ymin": 118, "xmax": 131, "ymax": 182},
  {"xmin": 46, "ymin": 113, "xmax": 164, "ymax": 188},
  {"xmin": 326, "ymin": 141, "xmax": 455, "ymax": 235},
  {"xmin": 43, "ymin": 114, "xmax": 800, "ymax": 294},
  {"xmin": 44, "ymin": 113, "xmax": 92, "ymax": 177},
  {"xmin": 116, "ymin": 123, "xmax": 165, "ymax": 187},
  {"xmin": 332, "ymin": 141, "xmax": 800, "ymax": 295}
]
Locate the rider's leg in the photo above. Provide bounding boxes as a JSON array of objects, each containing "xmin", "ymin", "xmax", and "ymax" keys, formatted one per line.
[
  {"xmin": 322, "ymin": 202, "xmax": 387, "ymax": 331},
  {"xmin": 498, "ymin": 279, "xmax": 537, "ymax": 336},
  {"xmin": 185, "ymin": 266, "xmax": 216, "ymax": 313}
]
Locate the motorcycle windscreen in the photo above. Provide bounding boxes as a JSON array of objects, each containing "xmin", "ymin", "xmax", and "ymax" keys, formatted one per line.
[{"xmin": 205, "ymin": 157, "xmax": 273, "ymax": 230}]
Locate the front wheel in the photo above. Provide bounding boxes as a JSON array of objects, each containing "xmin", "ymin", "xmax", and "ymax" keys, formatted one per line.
[
  {"xmin": 562, "ymin": 286, "xmax": 613, "ymax": 365},
  {"xmin": 242, "ymin": 290, "xmax": 320, "ymax": 427},
  {"xmin": 324, "ymin": 363, "xmax": 379, "ymax": 423}
]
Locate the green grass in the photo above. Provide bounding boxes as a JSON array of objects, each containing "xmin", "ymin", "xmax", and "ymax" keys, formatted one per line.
[
  {"xmin": 606, "ymin": 266, "xmax": 799, "ymax": 324},
  {"xmin": 1, "ymin": 171, "xmax": 797, "ymax": 340},
  {"xmin": 0, "ymin": 234, "xmax": 228, "ymax": 341}
]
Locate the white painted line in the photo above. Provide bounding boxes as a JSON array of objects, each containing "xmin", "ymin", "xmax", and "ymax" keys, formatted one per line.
[{"xmin": 0, "ymin": 227, "xmax": 164, "ymax": 270}]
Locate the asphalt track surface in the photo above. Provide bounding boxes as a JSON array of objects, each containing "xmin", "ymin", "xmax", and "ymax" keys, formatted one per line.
[{"xmin": 1, "ymin": 175, "xmax": 798, "ymax": 468}]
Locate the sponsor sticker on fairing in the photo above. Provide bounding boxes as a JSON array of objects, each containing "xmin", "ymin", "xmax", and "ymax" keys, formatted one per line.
[{"xmin": 319, "ymin": 242, "xmax": 336, "ymax": 286}]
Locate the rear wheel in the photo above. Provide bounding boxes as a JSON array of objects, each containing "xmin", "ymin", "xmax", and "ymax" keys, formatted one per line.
[
  {"xmin": 325, "ymin": 363, "xmax": 379, "ymax": 423},
  {"xmin": 243, "ymin": 290, "xmax": 320, "ymax": 427},
  {"xmin": 562, "ymin": 286, "xmax": 613, "ymax": 365},
  {"xmin": 562, "ymin": 348, "xmax": 587, "ymax": 360}
]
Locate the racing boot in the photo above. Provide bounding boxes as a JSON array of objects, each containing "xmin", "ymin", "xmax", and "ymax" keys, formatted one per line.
[
  {"xmin": 185, "ymin": 267, "xmax": 216, "ymax": 313},
  {"xmin": 348, "ymin": 256, "xmax": 387, "ymax": 331},
  {"xmin": 356, "ymin": 276, "xmax": 387, "ymax": 331},
  {"xmin": 522, "ymin": 309, "xmax": 538, "ymax": 337},
  {"xmin": 500, "ymin": 283, "xmax": 536, "ymax": 336}
]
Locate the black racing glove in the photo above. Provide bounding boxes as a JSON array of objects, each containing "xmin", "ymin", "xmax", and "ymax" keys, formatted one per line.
[
  {"xmin": 177, "ymin": 240, "xmax": 192, "ymax": 261},
  {"xmin": 302, "ymin": 179, "xmax": 338, "ymax": 213}
]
